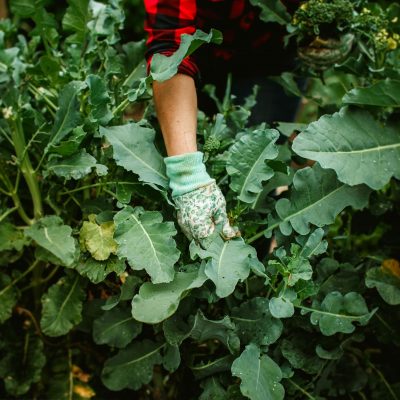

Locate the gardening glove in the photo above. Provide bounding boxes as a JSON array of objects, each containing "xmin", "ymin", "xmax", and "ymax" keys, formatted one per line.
[{"xmin": 164, "ymin": 151, "xmax": 240, "ymax": 245}]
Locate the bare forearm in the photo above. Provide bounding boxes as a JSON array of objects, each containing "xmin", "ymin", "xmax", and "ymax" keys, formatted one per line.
[{"xmin": 152, "ymin": 73, "xmax": 198, "ymax": 156}]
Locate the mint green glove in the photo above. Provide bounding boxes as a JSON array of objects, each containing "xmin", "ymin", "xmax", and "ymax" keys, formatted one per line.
[{"xmin": 165, "ymin": 151, "xmax": 240, "ymax": 243}]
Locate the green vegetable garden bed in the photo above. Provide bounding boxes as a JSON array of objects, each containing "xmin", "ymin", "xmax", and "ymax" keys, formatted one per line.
[{"xmin": 0, "ymin": 0, "xmax": 399, "ymax": 399}]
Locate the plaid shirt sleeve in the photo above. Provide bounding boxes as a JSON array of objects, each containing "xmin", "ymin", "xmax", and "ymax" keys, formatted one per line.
[{"xmin": 144, "ymin": 0, "xmax": 199, "ymax": 81}]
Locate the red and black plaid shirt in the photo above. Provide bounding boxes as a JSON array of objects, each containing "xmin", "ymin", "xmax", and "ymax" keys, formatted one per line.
[{"xmin": 144, "ymin": 0, "xmax": 300, "ymax": 84}]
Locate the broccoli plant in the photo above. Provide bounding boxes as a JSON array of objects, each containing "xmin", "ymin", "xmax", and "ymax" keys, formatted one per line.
[{"xmin": 0, "ymin": 1, "xmax": 399, "ymax": 400}]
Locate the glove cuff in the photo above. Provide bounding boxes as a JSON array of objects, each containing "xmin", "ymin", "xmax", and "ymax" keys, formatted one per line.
[{"xmin": 164, "ymin": 151, "xmax": 215, "ymax": 197}]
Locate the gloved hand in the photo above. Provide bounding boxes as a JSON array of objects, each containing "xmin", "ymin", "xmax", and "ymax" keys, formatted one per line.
[{"xmin": 164, "ymin": 151, "xmax": 240, "ymax": 245}]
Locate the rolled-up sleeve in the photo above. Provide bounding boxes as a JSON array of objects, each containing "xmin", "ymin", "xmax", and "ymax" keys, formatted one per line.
[{"xmin": 144, "ymin": 0, "xmax": 200, "ymax": 81}]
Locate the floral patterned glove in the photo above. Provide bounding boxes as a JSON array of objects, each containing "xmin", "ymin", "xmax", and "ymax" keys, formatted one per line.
[
  {"xmin": 164, "ymin": 151, "xmax": 239, "ymax": 244},
  {"xmin": 174, "ymin": 181, "xmax": 239, "ymax": 243}
]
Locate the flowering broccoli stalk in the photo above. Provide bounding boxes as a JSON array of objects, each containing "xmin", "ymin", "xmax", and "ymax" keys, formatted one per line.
[{"xmin": 292, "ymin": 0, "xmax": 354, "ymax": 39}]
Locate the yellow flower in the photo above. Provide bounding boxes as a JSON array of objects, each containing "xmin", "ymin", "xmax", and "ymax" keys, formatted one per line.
[
  {"xmin": 73, "ymin": 385, "xmax": 96, "ymax": 399},
  {"xmin": 300, "ymin": 3, "xmax": 308, "ymax": 10},
  {"xmin": 362, "ymin": 7, "xmax": 371, "ymax": 14},
  {"xmin": 2, "ymin": 106, "xmax": 13, "ymax": 119},
  {"xmin": 392, "ymin": 17, "xmax": 398, "ymax": 24},
  {"xmin": 382, "ymin": 259, "xmax": 400, "ymax": 278},
  {"xmin": 387, "ymin": 37, "xmax": 398, "ymax": 50}
]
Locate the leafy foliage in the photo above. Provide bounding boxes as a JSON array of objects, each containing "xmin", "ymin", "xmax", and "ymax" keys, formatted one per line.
[
  {"xmin": 231, "ymin": 343, "xmax": 285, "ymax": 400},
  {"xmin": 293, "ymin": 108, "xmax": 400, "ymax": 190},
  {"xmin": 40, "ymin": 271, "xmax": 87, "ymax": 337},
  {"xmin": 101, "ymin": 339, "xmax": 164, "ymax": 391},
  {"xmin": 226, "ymin": 128, "xmax": 279, "ymax": 203},
  {"xmin": 0, "ymin": 0, "xmax": 399, "ymax": 399},
  {"xmin": 114, "ymin": 206, "xmax": 180, "ymax": 283},
  {"xmin": 274, "ymin": 164, "xmax": 371, "ymax": 235}
]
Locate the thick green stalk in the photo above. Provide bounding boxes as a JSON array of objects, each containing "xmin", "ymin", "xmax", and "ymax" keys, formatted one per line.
[
  {"xmin": 10, "ymin": 113, "xmax": 45, "ymax": 309},
  {"xmin": 10, "ymin": 115, "xmax": 43, "ymax": 221},
  {"xmin": 0, "ymin": 169, "xmax": 32, "ymax": 225}
]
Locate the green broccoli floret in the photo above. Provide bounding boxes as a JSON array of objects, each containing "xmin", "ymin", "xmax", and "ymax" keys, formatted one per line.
[
  {"xmin": 293, "ymin": 0, "xmax": 354, "ymax": 37},
  {"xmin": 203, "ymin": 136, "xmax": 221, "ymax": 153}
]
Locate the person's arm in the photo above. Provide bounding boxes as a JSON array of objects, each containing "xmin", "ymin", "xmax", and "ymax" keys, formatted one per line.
[
  {"xmin": 152, "ymin": 73, "xmax": 197, "ymax": 156},
  {"xmin": 144, "ymin": 0, "xmax": 239, "ymax": 244}
]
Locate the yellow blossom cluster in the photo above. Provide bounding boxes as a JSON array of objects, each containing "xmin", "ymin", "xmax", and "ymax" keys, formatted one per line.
[{"xmin": 375, "ymin": 28, "xmax": 399, "ymax": 50}]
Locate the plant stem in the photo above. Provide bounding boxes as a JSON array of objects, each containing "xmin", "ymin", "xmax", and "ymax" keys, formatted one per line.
[
  {"xmin": 0, "ymin": 169, "xmax": 33, "ymax": 224},
  {"xmin": 68, "ymin": 338, "xmax": 74, "ymax": 400},
  {"xmin": 28, "ymin": 84, "xmax": 57, "ymax": 113},
  {"xmin": 0, "ymin": 206, "xmax": 18, "ymax": 223},
  {"xmin": 367, "ymin": 360, "xmax": 399, "ymax": 400},
  {"xmin": 59, "ymin": 181, "xmax": 139, "ymax": 195},
  {"xmin": 0, "ymin": 125, "xmax": 14, "ymax": 146},
  {"xmin": 10, "ymin": 114, "xmax": 43, "ymax": 221},
  {"xmin": 287, "ymin": 378, "xmax": 317, "ymax": 400},
  {"xmin": 295, "ymin": 304, "xmax": 374, "ymax": 320},
  {"xmin": 22, "ymin": 331, "xmax": 30, "ymax": 365},
  {"xmin": 375, "ymin": 313, "xmax": 396, "ymax": 334},
  {"xmin": 0, "ymin": 260, "xmax": 39, "ymax": 298},
  {"xmin": 0, "ymin": 185, "xmax": 10, "ymax": 196},
  {"xmin": 20, "ymin": 265, "xmax": 60, "ymax": 292},
  {"xmin": 112, "ymin": 97, "xmax": 130, "ymax": 116},
  {"xmin": 247, "ymin": 222, "xmax": 278, "ymax": 244}
]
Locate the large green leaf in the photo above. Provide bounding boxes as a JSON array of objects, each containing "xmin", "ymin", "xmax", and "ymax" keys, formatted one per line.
[
  {"xmin": 280, "ymin": 336, "xmax": 325, "ymax": 375},
  {"xmin": 274, "ymin": 164, "xmax": 371, "ymax": 235},
  {"xmin": 365, "ymin": 267, "xmax": 400, "ymax": 305},
  {"xmin": 101, "ymin": 339, "xmax": 164, "ymax": 390},
  {"xmin": 46, "ymin": 149, "xmax": 102, "ymax": 180},
  {"xmin": 150, "ymin": 29, "xmax": 223, "ymax": 82},
  {"xmin": 9, "ymin": 0, "xmax": 45, "ymax": 17},
  {"xmin": 75, "ymin": 255, "xmax": 126, "ymax": 284},
  {"xmin": 40, "ymin": 271, "xmax": 87, "ymax": 337},
  {"xmin": 79, "ymin": 214, "xmax": 117, "ymax": 261},
  {"xmin": 86, "ymin": 74, "xmax": 113, "ymax": 124},
  {"xmin": 25, "ymin": 215, "xmax": 76, "ymax": 267},
  {"xmin": 189, "ymin": 310, "xmax": 240, "ymax": 354},
  {"xmin": 292, "ymin": 108, "xmax": 400, "ymax": 190},
  {"xmin": 45, "ymin": 81, "xmax": 86, "ymax": 153},
  {"xmin": 191, "ymin": 237, "xmax": 258, "ymax": 298},
  {"xmin": 231, "ymin": 343, "xmax": 284, "ymax": 400},
  {"xmin": 0, "ymin": 333, "xmax": 46, "ymax": 396},
  {"xmin": 131, "ymin": 264, "xmax": 207, "ymax": 324},
  {"xmin": 231, "ymin": 297, "xmax": 283, "ymax": 346},
  {"xmin": 343, "ymin": 79, "xmax": 400, "ymax": 108},
  {"xmin": 93, "ymin": 306, "xmax": 142, "ymax": 348},
  {"xmin": 62, "ymin": 0, "xmax": 90, "ymax": 43},
  {"xmin": 226, "ymin": 128, "xmax": 279, "ymax": 203},
  {"xmin": 309, "ymin": 291, "xmax": 376, "ymax": 336},
  {"xmin": 249, "ymin": 0, "xmax": 291, "ymax": 24},
  {"xmin": 114, "ymin": 206, "xmax": 180, "ymax": 283},
  {"xmin": 0, "ymin": 272, "xmax": 18, "ymax": 324},
  {"xmin": 100, "ymin": 123, "xmax": 168, "ymax": 189}
]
